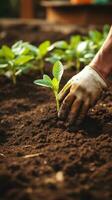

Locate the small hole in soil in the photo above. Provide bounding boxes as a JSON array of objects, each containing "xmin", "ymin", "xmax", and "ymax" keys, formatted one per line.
[
  {"xmin": 82, "ymin": 116, "xmax": 102, "ymax": 138},
  {"xmin": 80, "ymin": 191, "xmax": 93, "ymax": 200},
  {"xmin": 0, "ymin": 128, "xmax": 7, "ymax": 144},
  {"xmin": 53, "ymin": 164, "xmax": 61, "ymax": 172}
]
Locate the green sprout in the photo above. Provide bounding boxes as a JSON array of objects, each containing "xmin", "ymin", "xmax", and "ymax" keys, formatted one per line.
[
  {"xmin": 35, "ymin": 41, "xmax": 51, "ymax": 73},
  {"xmin": 12, "ymin": 40, "xmax": 51, "ymax": 74},
  {"xmin": 34, "ymin": 61, "xmax": 64, "ymax": 112},
  {"xmin": 0, "ymin": 25, "xmax": 110, "ymax": 84},
  {"xmin": 47, "ymin": 26, "xmax": 110, "ymax": 71},
  {"xmin": 0, "ymin": 44, "xmax": 33, "ymax": 84}
]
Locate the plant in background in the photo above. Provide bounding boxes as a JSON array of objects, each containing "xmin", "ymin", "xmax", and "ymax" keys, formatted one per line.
[
  {"xmin": 0, "ymin": 45, "xmax": 33, "ymax": 84},
  {"xmin": 34, "ymin": 61, "xmax": 64, "ymax": 112},
  {"xmin": 12, "ymin": 40, "xmax": 51, "ymax": 74},
  {"xmin": 0, "ymin": 25, "xmax": 110, "ymax": 83},
  {"xmin": 67, "ymin": 35, "xmax": 84, "ymax": 70},
  {"xmin": 46, "ymin": 40, "xmax": 70, "ymax": 67},
  {"xmin": 47, "ymin": 36, "xmax": 86, "ymax": 71},
  {"xmin": 47, "ymin": 36, "xmax": 90, "ymax": 71},
  {"xmin": 12, "ymin": 41, "xmax": 38, "ymax": 57},
  {"xmin": 34, "ymin": 41, "xmax": 51, "ymax": 73},
  {"xmin": 0, "ymin": 40, "xmax": 51, "ymax": 84},
  {"xmin": 47, "ymin": 25, "xmax": 110, "ymax": 71}
]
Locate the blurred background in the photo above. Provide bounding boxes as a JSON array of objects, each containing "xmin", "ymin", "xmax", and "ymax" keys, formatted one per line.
[
  {"xmin": 0, "ymin": 0, "xmax": 112, "ymax": 24},
  {"xmin": 0, "ymin": 0, "xmax": 112, "ymax": 45}
]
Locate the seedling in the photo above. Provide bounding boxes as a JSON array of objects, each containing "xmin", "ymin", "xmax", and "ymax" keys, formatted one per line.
[
  {"xmin": 0, "ymin": 25, "xmax": 110, "ymax": 84},
  {"xmin": 12, "ymin": 40, "xmax": 51, "ymax": 74},
  {"xmin": 12, "ymin": 40, "xmax": 38, "ymax": 57},
  {"xmin": 47, "ymin": 26, "xmax": 110, "ymax": 71},
  {"xmin": 46, "ymin": 39, "xmax": 77, "ymax": 70},
  {"xmin": 34, "ymin": 61, "xmax": 64, "ymax": 112},
  {"xmin": 35, "ymin": 41, "xmax": 51, "ymax": 73},
  {"xmin": 47, "ymin": 36, "xmax": 88, "ymax": 71},
  {"xmin": 0, "ymin": 45, "xmax": 33, "ymax": 84}
]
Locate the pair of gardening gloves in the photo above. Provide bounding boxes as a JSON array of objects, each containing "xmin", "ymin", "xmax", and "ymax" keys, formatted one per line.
[{"xmin": 58, "ymin": 66, "xmax": 107, "ymax": 125}]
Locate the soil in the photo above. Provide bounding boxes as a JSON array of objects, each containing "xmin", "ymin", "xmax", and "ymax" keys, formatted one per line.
[
  {"xmin": 0, "ymin": 22, "xmax": 99, "ymax": 46},
  {"xmin": 0, "ymin": 70, "xmax": 112, "ymax": 200},
  {"xmin": 0, "ymin": 23, "xmax": 72, "ymax": 46},
  {"xmin": 0, "ymin": 23, "xmax": 112, "ymax": 200}
]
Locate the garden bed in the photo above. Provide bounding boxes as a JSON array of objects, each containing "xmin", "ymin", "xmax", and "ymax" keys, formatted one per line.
[
  {"xmin": 0, "ymin": 23, "xmax": 112, "ymax": 200},
  {"xmin": 0, "ymin": 71, "xmax": 112, "ymax": 200}
]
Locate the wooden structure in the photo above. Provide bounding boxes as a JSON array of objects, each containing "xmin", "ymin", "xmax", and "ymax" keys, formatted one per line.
[
  {"xmin": 20, "ymin": 0, "xmax": 112, "ymax": 25},
  {"xmin": 20, "ymin": 0, "xmax": 34, "ymax": 18},
  {"xmin": 41, "ymin": 1, "xmax": 112, "ymax": 25}
]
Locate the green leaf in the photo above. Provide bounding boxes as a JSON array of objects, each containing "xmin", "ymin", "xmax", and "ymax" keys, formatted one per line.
[
  {"xmin": 13, "ymin": 46, "xmax": 30, "ymax": 56},
  {"xmin": 34, "ymin": 78, "xmax": 52, "ymax": 88},
  {"xmin": 46, "ymin": 55, "xmax": 61, "ymax": 64},
  {"xmin": 0, "ymin": 49, "xmax": 4, "ymax": 57},
  {"xmin": 64, "ymin": 50, "xmax": 74, "ymax": 61},
  {"xmin": 103, "ymin": 25, "xmax": 110, "ymax": 40},
  {"xmin": 25, "ymin": 43, "xmax": 38, "ymax": 55},
  {"xmin": 52, "ymin": 77, "xmax": 59, "ymax": 91},
  {"xmin": 12, "ymin": 41, "xmax": 30, "ymax": 56},
  {"xmin": 53, "ymin": 49, "xmax": 65, "ymax": 56},
  {"xmin": 70, "ymin": 35, "xmax": 81, "ymax": 49},
  {"xmin": 12, "ymin": 41, "xmax": 38, "ymax": 57},
  {"xmin": 2, "ymin": 45, "xmax": 15, "ymax": 59},
  {"xmin": 52, "ymin": 61, "xmax": 64, "ymax": 82},
  {"xmin": 43, "ymin": 75, "xmax": 52, "ymax": 84},
  {"xmin": 12, "ymin": 41, "xmax": 23, "ymax": 48},
  {"xmin": 103, "ymin": 25, "xmax": 110, "ymax": 35},
  {"xmin": 39, "ymin": 41, "xmax": 51, "ymax": 57},
  {"xmin": 14, "ymin": 55, "xmax": 34, "ymax": 65},
  {"xmin": 0, "ymin": 64, "xmax": 8, "ymax": 68},
  {"xmin": 50, "ymin": 41, "xmax": 68, "ymax": 50},
  {"xmin": 84, "ymin": 53, "xmax": 94, "ymax": 59},
  {"xmin": 89, "ymin": 30, "xmax": 102, "ymax": 44},
  {"xmin": 77, "ymin": 41, "xmax": 88, "ymax": 54}
]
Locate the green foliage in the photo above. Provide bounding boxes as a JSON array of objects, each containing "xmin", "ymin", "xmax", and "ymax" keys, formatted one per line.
[
  {"xmin": 12, "ymin": 40, "xmax": 51, "ymax": 73},
  {"xmin": 0, "ymin": 40, "xmax": 51, "ymax": 84},
  {"xmin": 47, "ymin": 25, "xmax": 110, "ymax": 71},
  {"xmin": 0, "ymin": 43, "xmax": 34, "ymax": 84},
  {"xmin": 35, "ymin": 41, "xmax": 51, "ymax": 73},
  {"xmin": 0, "ymin": 25, "xmax": 110, "ymax": 84},
  {"xmin": 34, "ymin": 61, "xmax": 64, "ymax": 112},
  {"xmin": 37, "ymin": 41, "xmax": 51, "ymax": 58},
  {"xmin": 49, "ymin": 41, "xmax": 68, "ymax": 50}
]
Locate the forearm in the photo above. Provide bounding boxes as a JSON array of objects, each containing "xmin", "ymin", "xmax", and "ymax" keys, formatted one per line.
[{"xmin": 90, "ymin": 26, "xmax": 112, "ymax": 80}]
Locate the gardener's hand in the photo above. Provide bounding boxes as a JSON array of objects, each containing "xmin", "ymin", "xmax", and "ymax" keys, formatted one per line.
[{"xmin": 58, "ymin": 66, "xmax": 107, "ymax": 125}]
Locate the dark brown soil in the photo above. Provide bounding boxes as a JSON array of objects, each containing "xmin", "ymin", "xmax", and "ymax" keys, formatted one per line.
[
  {"xmin": 0, "ymin": 22, "xmax": 72, "ymax": 46},
  {"xmin": 0, "ymin": 70, "xmax": 112, "ymax": 200},
  {"xmin": 0, "ymin": 22, "xmax": 112, "ymax": 200},
  {"xmin": 0, "ymin": 21, "xmax": 100, "ymax": 46}
]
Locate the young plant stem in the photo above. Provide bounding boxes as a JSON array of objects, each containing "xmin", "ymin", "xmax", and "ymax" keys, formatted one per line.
[
  {"xmin": 12, "ymin": 72, "xmax": 16, "ymax": 85},
  {"xmin": 76, "ymin": 59, "xmax": 80, "ymax": 72},
  {"xmin": 54, "ymin": 91, "xmax": 60, "ymax": 112},
  {"xmin": 9, "ymin": 63, "xmax": 16, "ymax": 84},
  {"xmin": 39, "ymin": 59, "xmax": 44, "ymax": 74}
]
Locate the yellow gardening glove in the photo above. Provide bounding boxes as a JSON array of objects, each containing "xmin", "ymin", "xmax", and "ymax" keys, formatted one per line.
[{"xmin": 58, "ymin": 66, "xmax": 107, "ymax": 125}]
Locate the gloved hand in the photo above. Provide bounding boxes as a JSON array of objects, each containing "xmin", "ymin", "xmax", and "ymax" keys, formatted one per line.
[{"xmin": 58, "ymin": 66, "xmax": 107, "ymax": 125}]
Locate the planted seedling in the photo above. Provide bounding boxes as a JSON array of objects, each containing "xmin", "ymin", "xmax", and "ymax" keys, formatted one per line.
[
  {"xmin": 0, "ymin": 45, "xmax": 33, "ymax": 84},
  {"xmin": 34, "ymin": 61, "xmax": 64, "ymax": 112},
  {"xmin": 12, "ymin": 40, "xmax": 38, "ymax": 57},
  {"xmin": 12, "ymin": 40, "xmax": 50, "ymax": 74},
  {"xmin": 46, "ymin": 40, "xmax": 72, "ymax": 67},
  {"xmin": 46, "ymin": 41, "xmax": 75, "ymax": 70},
  {"xmin": 35, "ymin": 41, "xmax": 51, "ymax": 73},
  {"xmin": 47, "ymin": 26, "xmax": 110, "ymax": 71},
  {"xmin": 47, "ymin": 36, "xmax": 87, "ymax": 71}
]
